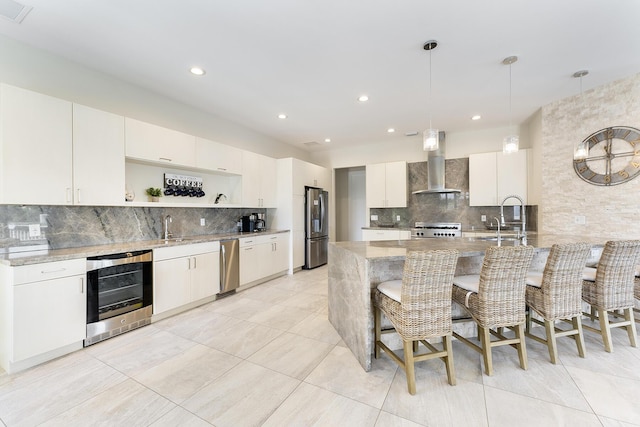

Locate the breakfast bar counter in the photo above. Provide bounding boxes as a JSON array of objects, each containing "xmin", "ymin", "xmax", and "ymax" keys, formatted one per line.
[{"xmin": 327, "ymin": 235, "xmax": 606, "ymax": 371}]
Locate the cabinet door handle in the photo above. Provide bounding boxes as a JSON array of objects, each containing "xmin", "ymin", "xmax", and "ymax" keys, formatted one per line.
[
  {"xmin": 76, "ymin": 188, "xmax": 81, "ymax": 203},
  {"xmin": 192, "ymin": 256, "xmax": 197, "ymax": 269},
  {"xmin": 159, "ymin": 157, "xmax": 172, "ymax": 162},
  {"xmin": 41, "ymin": 268, "xmax": 66, "ymax": 274},
  {"xmin": 217, "ymin": 167, "xmax": 227, "ymax": 171},
  {"xmin": 80, "ymin": 277, "xmax": 84, "ymax": 294},
  {"xmin": 187, "ymin": 257, "xmax": 192, "ymax": 270}
]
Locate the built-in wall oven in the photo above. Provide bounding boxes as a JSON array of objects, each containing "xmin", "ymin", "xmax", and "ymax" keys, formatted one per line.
[{"xmin": 85, "ymin": 250, "xmax": 153, "ymax": 346}]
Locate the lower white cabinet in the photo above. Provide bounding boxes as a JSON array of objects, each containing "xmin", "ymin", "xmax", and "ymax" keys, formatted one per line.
[
  {"xmin": 153, "ymin": 242, "xmax": 220, "ymax": 315},
  {"xmin": 239, "ymin": 232, "xmax": 289, "ymax": 286},
  {"xmin": 0, "ymin": 258, "xmax": 86, "ymax": 373},
  {"xmin": 361, "ymin": 229, "xmax": 411, "ymax": 241}
]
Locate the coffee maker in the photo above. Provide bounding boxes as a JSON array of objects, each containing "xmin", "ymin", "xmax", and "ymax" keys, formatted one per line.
[
  {"xmin": 241, "ymin": 214, "xmax": 256, "ymax": 232},
  {"xmin": 255, "ymin": 213, "xmax": 266, "ymax": 231}
]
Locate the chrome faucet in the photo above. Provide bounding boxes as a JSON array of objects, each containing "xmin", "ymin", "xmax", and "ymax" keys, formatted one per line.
[
  {"xmin": 500, "ymin": 194, "xmax": 526, "ymax": 239},
  {"xmin": 493, "ymin": 216, "xmax": 501, "ymax": 244},
  {"xmin": 163, "ymin": 215, "xmax": 173, "ymax": 240}
]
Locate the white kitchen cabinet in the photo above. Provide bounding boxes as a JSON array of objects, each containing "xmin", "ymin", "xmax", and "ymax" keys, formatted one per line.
[
  {"xmin": 72, "ymin": 104, "xmax": 125, "ymax": 205},
  {"xmin": 241, "ymin": 151, "xmax": 277, "ymax": 207},
  {"xmin": 239, "ymin": 233, "xmax": 289, "ymax": 286},
  {"xmin": 125, "ymin": 117, "xmax": 196, "ymax": 168},
  {"xmin": 469, "ymin": 149, "xmax": 529, "ymax": 206},
  {"xmin": 365, "ymin": 161, "xmax": 407, "ymax": 208},
  {"xmin": 361, "ymin": 229, "xmax": 411, "ymax": 241},
  {"xmin": 0, "ymin": 258, "xmax": 86, "ymax": 373},
  {"xmin": 0, "ymin": 83, "xmax": 73, "ymax": 205},
  {"xmin": 153, "ymin": 242, "xmax": 220, "ymax": 315},
  {"xmin": 293, "ymin": 158, "xmax": 331, "ymax": 194},
  {"xmin": 195, "ymin": 137, "xmax": 243, "ymax": 175}
]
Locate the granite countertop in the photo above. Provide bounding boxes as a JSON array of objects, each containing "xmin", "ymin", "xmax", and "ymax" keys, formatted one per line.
[
  {"xmin": 0, "ymin": 229, "xmax": 290, "ymax": 266},
  {"xmin": 331, "ymin": 234, "xmax": 606, "ymax": 260}
]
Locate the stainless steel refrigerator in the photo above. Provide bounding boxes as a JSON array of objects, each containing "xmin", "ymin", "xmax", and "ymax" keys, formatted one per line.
[{"xmin": 304, "ymin": 186, "xmax": 329, "ymax": 269}]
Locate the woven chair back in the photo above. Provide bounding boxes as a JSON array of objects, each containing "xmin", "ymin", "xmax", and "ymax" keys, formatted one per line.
[
  {"xmin": 398, "ymin": 249, "xmax": 459, "ymax": 338},
  {"xmin": 476, "ymin": 245, "xmax": 534, "ymax": 328},
  {"xmin": 593, "ymin": 240, "xmax": 640, "ymax": 309},
  {"xmin": 540, "ymin": 242, "xmax": 591, "ymax": 319}
]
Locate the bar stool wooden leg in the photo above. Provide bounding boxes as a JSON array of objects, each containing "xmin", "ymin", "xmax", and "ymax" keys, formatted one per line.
[
  {"xmin": 374, "ymin": 307, "xmax": 381, "ymax": 359},
  {"xmin": 515, "ymin": 323, "xmax": 528, "ymax": 370},
  {"xmin": 403, "ymin": 340, "xmax": 416, "ymax": 395},
  {"xmin": 573, "ymin": 316, "xmax": 586, "ymax": 358},
  {"xmin": 544, "ymin": 319, "xmax": 558, "ymax": 364},
  {"xmin": 479, "ymin": 326, "xmax": 493, "ymax": 376},
  {"xmin": 624, "ymin": 308, "xmax": 638, "ymax": 347},
  {"xmin": 598, "ymin": 308, "xmax": 613, "ymax": 352},
  {"xmin": 443, "ymin": 335, "xmax": 456, "ymax": 386}
]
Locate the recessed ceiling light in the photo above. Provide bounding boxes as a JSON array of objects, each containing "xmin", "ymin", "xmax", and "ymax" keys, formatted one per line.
[
  {"xmin": 358, "ymin": 95, "xmax": 369, "ymax": 102},
  {"xmin": 278, "ymin": 114, "xmax": 287, "ymax": 119},
  {"xmin": 189, "ymin": 67, "xmax": 206, "ymax": 76},
  {"xmin": 471, "ymin": 115, "xmax": 481, "ymax": 121},
  {"xmin": 324, "ymin": 138, "xmax": 331, "ymax": 143},
  {"xmin": 387, "ymin": 128, "xmax": 395, "ymax": 133}
]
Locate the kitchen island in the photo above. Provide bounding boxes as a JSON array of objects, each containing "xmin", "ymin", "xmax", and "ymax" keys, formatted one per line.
[{"xmin": 328, "ymin": 235, "xmax": 605, "ymax": 371}]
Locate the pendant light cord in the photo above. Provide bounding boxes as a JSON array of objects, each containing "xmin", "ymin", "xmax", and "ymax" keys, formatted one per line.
[{"xmin": 428, "ymin": 47, "xmax": 433, "ymax": 129}]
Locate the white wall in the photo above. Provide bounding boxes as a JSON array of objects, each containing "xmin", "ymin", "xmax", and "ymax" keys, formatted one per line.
[{"xmin": 0, "ymin": 34, "xmax": 310, "ymax": 161}]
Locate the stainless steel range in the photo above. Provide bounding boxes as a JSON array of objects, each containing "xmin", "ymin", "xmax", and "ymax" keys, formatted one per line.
[{"xmin": 411, "ymin": 222, "xmax": 462, "ymax": 238}]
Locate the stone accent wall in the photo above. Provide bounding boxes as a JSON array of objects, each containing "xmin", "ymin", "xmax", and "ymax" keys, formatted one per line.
[{"xmin": 540, "ymin": 73, "xmax": 640, "ymax": 238}]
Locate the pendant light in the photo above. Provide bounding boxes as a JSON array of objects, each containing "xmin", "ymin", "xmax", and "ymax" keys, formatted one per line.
[
  {"xmin": 423, "ymin": 40, "xmax": 439, "ymax": 151},
  {"xmin": 573, "ymin": 70, "xmax": 589, "ymax": 160},
  {"xmin": 502, "ymin": 56, "xmax": 519, "ymax": 154}
]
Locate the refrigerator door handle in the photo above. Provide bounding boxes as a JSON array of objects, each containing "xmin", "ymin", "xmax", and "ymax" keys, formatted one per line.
[{"xmin": 319, "ymin": 192, "xmax": 325, "ymax": 231}]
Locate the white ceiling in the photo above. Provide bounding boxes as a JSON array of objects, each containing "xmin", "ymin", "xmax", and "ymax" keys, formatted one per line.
[{"xmin": 1, "ymin": 0, "xmax": 639, "ymax": 152}]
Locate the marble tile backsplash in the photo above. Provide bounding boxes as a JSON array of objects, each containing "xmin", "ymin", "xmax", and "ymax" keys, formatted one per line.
[
  {"xmin": 0, "ymin": 205, "xmax": 264, "ymax": 250},
  {"xmin": 370, "ymin": 160, "xmax": 538, "ymax": 231}
]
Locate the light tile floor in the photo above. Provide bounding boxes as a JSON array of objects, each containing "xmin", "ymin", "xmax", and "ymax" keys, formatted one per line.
[{"xmin": 1, "ymin": 265, "xmax": 640, "ymax": 426}]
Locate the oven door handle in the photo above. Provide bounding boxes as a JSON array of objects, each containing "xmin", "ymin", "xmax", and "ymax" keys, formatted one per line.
[{"xmin": 86, "ymin": 251, "xmax": 153, "ymax": 272}]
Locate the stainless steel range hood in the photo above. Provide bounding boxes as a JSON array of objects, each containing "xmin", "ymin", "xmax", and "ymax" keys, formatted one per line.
[{"xmin": 412, "ymin": 131, "xmax": 461, "ymax": 194}]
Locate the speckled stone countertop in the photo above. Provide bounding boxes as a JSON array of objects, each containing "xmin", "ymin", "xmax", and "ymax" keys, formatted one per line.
[
  {"xmin": 0, "ymin": 230, "xmax": 290, "ymax": 266},
  {"xmin": 332, "ymin": 233, "xmax": 607, "ymax": 260}
]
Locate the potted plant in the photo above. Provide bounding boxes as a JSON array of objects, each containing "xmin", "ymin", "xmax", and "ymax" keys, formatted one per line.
[{"xmin": 145, "ymin": 187, "xmax": 162, "ymax": 202}]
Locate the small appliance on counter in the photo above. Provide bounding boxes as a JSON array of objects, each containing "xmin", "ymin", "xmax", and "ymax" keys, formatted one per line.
[
  {"xmin": 255, "ymin": 213, "xmax": 266, "ymax": 231},
  {"xmin": 241, "ymin": 214, "xmax": 256, "ymax": 232}
]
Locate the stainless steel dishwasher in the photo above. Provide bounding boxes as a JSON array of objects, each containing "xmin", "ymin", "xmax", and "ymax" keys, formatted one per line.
[{"xmin": 219, "ymin": 239, "xmax": 239, "ymax": 294}]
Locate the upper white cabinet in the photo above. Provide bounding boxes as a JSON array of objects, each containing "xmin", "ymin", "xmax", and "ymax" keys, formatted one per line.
[
  {"xmin": 125, "ymin": 118, "xmax": 196, "ymax": 168},
  {"xmin": 242, "ymin": 151, "xmax": 277, "ymax": 207},
  {"xmin": 366, "ymin": 161, "xmax": 407, "ymax": 208},
  {"xmin": 293, "ymin": 159, "xmax": 331, "ymax": 194},
  {"xmin": 195, "ymin": 137, "xmax": 242, "ymax": 175},
  {"xmin": 72, "ymin": 104, "xmax": 125, "ymax": 205},
  {"xmin": 0, "ymin": 84, "xmax": 73, "ymax": 205},
  {"xmin": 469, "ymin": 149, "xmax": 529, "ymax": 206}
]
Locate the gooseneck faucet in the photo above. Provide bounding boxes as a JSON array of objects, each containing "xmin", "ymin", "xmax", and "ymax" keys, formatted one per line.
[
  {"xmin": 163, "ymin": 215, "xmax": 173, "ymax": 240},
  {"xmin": 500, "ymin": 194, "xmax": 526, "ymax": 238}
]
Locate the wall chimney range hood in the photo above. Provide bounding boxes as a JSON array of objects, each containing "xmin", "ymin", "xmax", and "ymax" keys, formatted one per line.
[{"xmin": 412, "ymin": 131, "xmax": 461, "ymax": 194}]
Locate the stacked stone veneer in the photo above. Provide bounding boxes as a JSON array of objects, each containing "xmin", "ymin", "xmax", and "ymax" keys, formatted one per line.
[{"xmin": 540, "ymin": 73, "xmax": 640, "ymax": 238}]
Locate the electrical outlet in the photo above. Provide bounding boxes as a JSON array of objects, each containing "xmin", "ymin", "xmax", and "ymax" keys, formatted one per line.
[
  {"xmin": 481, "ymin": 215, "xmax": 486, "ymax": 222},
  {"xmin": 200, "ymin": 218, "xmax": 206, "ymax": 226},
  {"xmin": 574, "ymin": 215, "xmax": 586, "ymax": 225},
  {"xmin": 371, "ymin": 215, "xmax": 378, "ymax": 221},
  {"xmin": 28, "ymin": 224, "xmax": 40, "ymax": 237},
  {"xmin": 396, "ymin": 215, "xmax": 401, "ymax": 221}
]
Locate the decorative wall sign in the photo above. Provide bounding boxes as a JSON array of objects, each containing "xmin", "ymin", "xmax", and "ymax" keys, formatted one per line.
[
  {"xmin": 163, "ymin": 173, "xmax": 205, "ymax": 197},
  {"xmin": 573, "ymin": 126, "xmax": 640, "ymax": 186}
]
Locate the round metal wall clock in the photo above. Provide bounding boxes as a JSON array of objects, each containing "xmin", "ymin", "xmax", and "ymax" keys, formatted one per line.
[{"xmin": 573, "ymin": 126, "xmax": 640, "ymax": 186}]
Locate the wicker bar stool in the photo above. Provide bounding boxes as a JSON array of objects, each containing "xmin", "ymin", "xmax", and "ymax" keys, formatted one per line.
[
  {"xmin": 451, "ymin": 245, "xmax": 534, "ymax": 376},
  {"xmin": 373, "ymin": 249, "xmax": 459, "ymax": 395},
  {"xmin": 582, "ymin": 240, "xmax": 640, "ymax": 352},
  {"xmin": 525, "ymin": 243, "xmax": 591, "ymax": 364}
]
